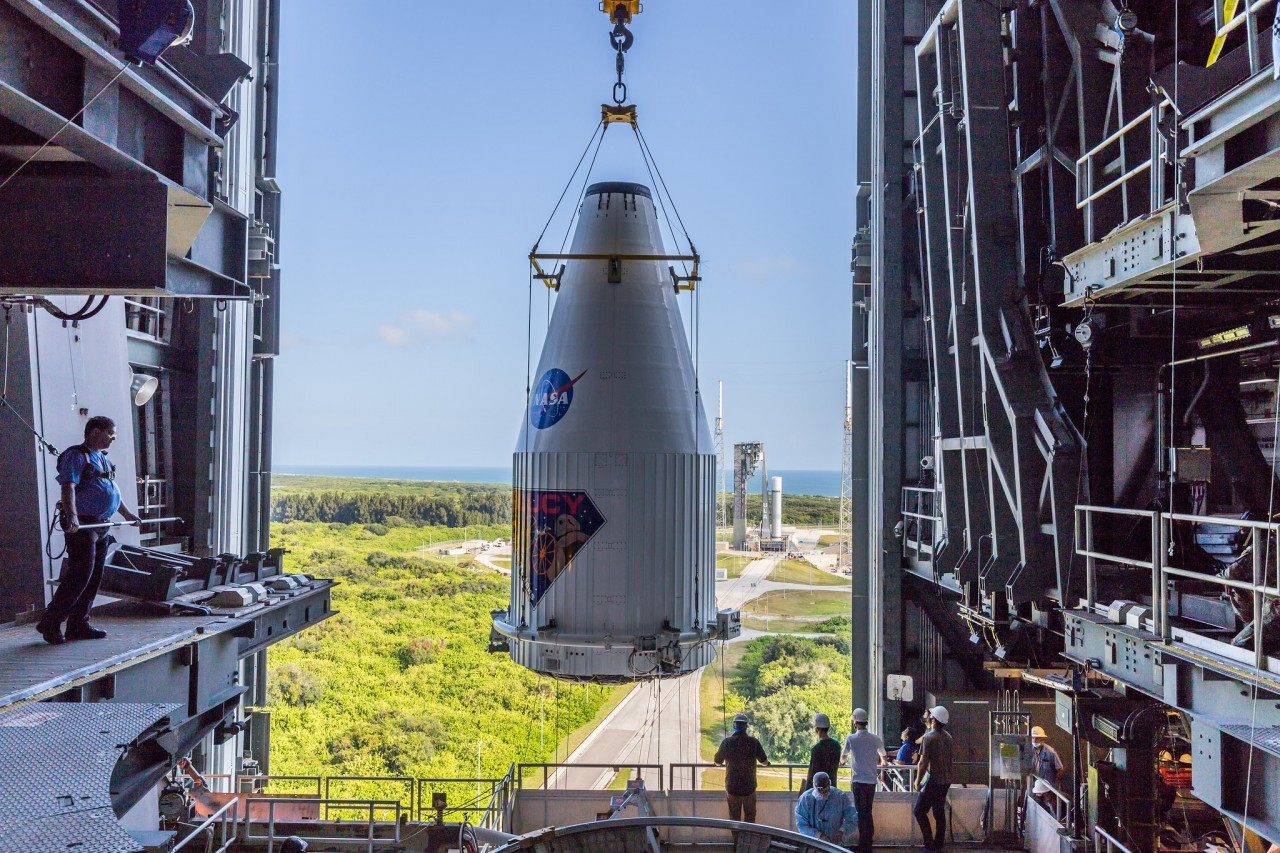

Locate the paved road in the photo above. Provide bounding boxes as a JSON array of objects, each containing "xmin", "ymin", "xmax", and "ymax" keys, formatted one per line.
[
  {"xmin": 541, "ymin": 550, "xmax": 849, "ymax": 791},
  {"xmin": 716, "ymin": 555, "xmax": 782, "ymax": 610},
  {"xmin": 544, "ymin": 672, "xmax": 702, "ymax": 790}
]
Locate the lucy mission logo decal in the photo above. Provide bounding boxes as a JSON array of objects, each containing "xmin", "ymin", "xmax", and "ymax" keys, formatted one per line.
[
  {"xmin": 518, "ymin": 489, "xmax": 606, "ymax": 607},
  {"xmin": 529, "ymin": 368, "xmax": 587, "ymax": 429}
]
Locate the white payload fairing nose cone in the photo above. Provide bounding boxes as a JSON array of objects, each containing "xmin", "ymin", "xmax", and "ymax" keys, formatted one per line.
[{"xmin": 491, "ymin": 181, "xmax": 719, "ymax": 681}]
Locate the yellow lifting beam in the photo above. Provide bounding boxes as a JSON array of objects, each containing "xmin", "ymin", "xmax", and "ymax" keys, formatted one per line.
[{"xmin": 601, "ymin": 1, "xmax": 641, "ymax": 24}]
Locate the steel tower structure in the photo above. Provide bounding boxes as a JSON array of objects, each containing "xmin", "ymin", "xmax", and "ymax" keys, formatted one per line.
[{"xmin": 859, "ymin": 0, "xmax": 1280, "ymax": 847}]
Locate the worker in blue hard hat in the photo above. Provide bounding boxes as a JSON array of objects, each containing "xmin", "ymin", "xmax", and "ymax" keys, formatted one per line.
[
  {"xmin": 795, "ymin": 771, "xmax": 856, "ymax": 845},
  {"xmin": 801, "ymin": 712, "xmax": 841, "ymax": 794},
  {"xmin": 714, "ymin": 712, "xmax": 770, "ymax": 823}
]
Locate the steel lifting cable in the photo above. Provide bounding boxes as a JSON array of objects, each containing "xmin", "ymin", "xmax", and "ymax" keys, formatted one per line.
[
  {"xmin": 0, "ymin": 64, "xmax": 130, "ymax": 197},
  {"xmin": 0, "ymin": 305, "xmax": 59, "ymax": 455},
  {"xmin": 532, "ymin": 121, "xmax": 606, "ymax": 254}
]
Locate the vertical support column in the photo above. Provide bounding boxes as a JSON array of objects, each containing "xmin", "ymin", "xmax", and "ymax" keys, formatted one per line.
[{"xmin": 867, "ymin": 0, "xmax": 907, "ymax": 736}]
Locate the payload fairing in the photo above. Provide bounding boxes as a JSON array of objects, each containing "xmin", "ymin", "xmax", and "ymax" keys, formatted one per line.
[{"xmin": 491, "ymin": 181, "xmax": 721, "ymax": 681}]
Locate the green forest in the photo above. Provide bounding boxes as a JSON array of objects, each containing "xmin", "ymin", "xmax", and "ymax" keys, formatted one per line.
[
  {"xmin": 271, "ymin": 476, "xmax": 510, "ymax": 527},
  {"xmin": 271, "ymin": 474, "xmax": 840, "ymax": 528},
  {"xmin": 727, "ymin": 634, "xmax": 853, "ymax": 762},
  {"xmin": 266, "ymin": 476, "xmax": 849, "ymax": 811},
  {"xmin": 266, "ymin": 517, "xmax": 614, "ymax": 811}
]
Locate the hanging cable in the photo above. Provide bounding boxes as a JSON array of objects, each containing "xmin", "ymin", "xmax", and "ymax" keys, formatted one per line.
[
  {"xmin": 0, "ymin": 305, "xmax": 59, "ymax": 455},
  {"xmin": 0, "ymin": 64, "xmax": 130, "ymax": 196},
  {"xmin": 531, "ymin": 121, "xmax": 606, "ymax": 254}
]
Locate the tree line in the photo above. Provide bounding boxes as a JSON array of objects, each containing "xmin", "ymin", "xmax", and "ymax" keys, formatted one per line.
[{"xmin": 272, "ymin": 488, "xmax": 510, "ymax": 527}]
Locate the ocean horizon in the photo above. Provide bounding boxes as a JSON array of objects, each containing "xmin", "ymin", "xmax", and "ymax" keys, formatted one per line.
[{"xmin": 273, "ymin": 464, "xmax": 843, "ymax": 498}]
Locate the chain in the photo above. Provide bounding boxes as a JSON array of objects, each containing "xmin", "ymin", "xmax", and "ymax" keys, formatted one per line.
[{"xmin": 608, "ymin": 5, "xmax": 633, "ymax": 105}]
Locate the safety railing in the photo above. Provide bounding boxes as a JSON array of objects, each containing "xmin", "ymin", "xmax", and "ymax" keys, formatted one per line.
[
  {"xmin": 1209, "ymin": 0, "xmax": 1276, "ymax": 76},
  {"xmin": 902, "ymin": 486, "xmax": 940, "ymax": 560},
  {"xmin": 174, "ymin": 772, "xmax": 234, "ymax": 794},
  {"xmin": 321, "ymin": 777, "xmax": 414, "ymax": 822},
  {"xmin": 171, "ymin": 796, "xmax": 239, "ymax": 853},
  {"xmin": 478, "ymin": 764, "xmax": 515, "ymax": 832},
  {"xmin": 517, "ymin": 762, "xmax": 665, "ymax": 791},
  {"xmin": 489, "ymin": 815, "xmax": 848, "ymax": 853},
  {"xmin": 665, "ymin": 762, "xmax": 918, "ymax": 793},
  {"xmin": 239, "ymin": 798, "xmax": 405, "ymax": 852},
  {"xmin": 1161, "ymin": 513, "xmax": 1280, "ymax": 670},
  {"xmin": 175, "ymin": 771, "xmax": 514, "ymax": 826},
  {"xmin": 667, "ymin": 762, "xmax": 810, "ymax": 792},
  {"xmin": 1074, "ymin": 505, "xmax": 1160, "ymax": 620},
  {"xmin": 1095, "ymin": 824, "xmax": 1138, "ymax": 853},
  {"xmin": 234, "ymin": 774, "xmax": 323, "ymax": 796},
  {"xmin": 877, "ymin": 763, "xmax": 920, "ymax": 793},
  {"xmin": 1075, "ymin": 97, "xmax": 1176, "ymax": 244},
  {"xmin": 415, "ymin": 775, "xmax": 510, "ymax": 826},
  {"xmin": 1075, "ymin": 505, "xmax": 1280, "ymax": 672},
  {"xmin": 1026, "ymin": 772, "xmax": 1071, "ymax": 825}
]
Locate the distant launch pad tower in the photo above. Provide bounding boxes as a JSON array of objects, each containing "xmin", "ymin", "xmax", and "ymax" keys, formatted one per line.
[{"xmin": 732, "ymin": 442, "xmax": 765, "ymax": 550}]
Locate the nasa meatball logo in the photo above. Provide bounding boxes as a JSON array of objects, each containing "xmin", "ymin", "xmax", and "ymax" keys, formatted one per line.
[{"xmin": 529, "ymin": 368, "xmax": 587, "ymax": 429}]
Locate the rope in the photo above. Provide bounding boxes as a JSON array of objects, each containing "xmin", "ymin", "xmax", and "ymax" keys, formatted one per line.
[{"xmin": 0, "ymin": 64, "xmax": 130, "ymax": 196}]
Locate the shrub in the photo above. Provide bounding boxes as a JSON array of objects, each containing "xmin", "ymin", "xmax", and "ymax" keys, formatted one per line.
[{"xmin": 269, "ymin": 663, "xmax": 324, "ymax": 706}]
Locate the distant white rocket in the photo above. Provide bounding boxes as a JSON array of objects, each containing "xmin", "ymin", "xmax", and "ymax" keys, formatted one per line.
[{"xmin": 491, "ymin": 181, "xmax": 720, "ymax": 681}]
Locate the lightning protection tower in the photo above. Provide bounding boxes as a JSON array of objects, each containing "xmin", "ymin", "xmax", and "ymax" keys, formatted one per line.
[
  {"xmin": 838, "ymin": 361, "xmax": 853, "ymax": 570},
  {"xmin": 715, "ymin": 381, "xmax": 727, "ymax": 529}
]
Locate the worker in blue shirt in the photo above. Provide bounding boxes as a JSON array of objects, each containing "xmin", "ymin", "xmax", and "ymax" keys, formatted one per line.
[
  {"xmin": 795, "ymin": 771, "xmax": 856, "ymax": 845},
  {"xmin": 37, "ymin": 416, "xmax": 139, "ymax": 644}
]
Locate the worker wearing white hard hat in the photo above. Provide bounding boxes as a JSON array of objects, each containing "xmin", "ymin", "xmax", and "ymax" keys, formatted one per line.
[
  {"xmin": 841, "ymin": 708, "xmax": 887, "ymax": 853},
  {"xmin": 1030, "ymin": 725, "xmax": 1063, "ymax": 789},
  {"xmin": 913, "ymin": 706, "xmax": 954, "ymax": 851},
  {"xmin": 802, "ymin": 712, "xmax": 841, "ymax": 794}
]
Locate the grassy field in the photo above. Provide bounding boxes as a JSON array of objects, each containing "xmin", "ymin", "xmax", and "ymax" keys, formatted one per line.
[
  {"xmin": 489, "ymin": 557, "xmax": 511, "ymax": 570},
  {"xmin": 816, "ymin": 534, "xmax": 839, "ymax": 547},
  {"xmin": 716, "ymin": 554, "xmax": 753, "ymax": 578},
  {"xmin": 741, "ymin": 616, "xmax": 827, "ymax": 633},
  {"xmin": 766, "ymin": 558, "xmax": 848, "ymax": 586},
  {"xmin": 742, "ymin": 590, "xmax": 850, "ymax": 619}
]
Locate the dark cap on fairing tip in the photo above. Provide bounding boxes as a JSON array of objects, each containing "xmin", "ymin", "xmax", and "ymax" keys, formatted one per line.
[{"xmin": 585, "ymin": 180, "xmax": 652, "ymax": 199}]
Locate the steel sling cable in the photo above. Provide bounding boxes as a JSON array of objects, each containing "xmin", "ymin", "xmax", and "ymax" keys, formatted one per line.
[
  {"xmin": 531, "ymin": 121, "xmax": 606, "ymax": 253},
  {"xmin": 0, "ymin": 63, "xmax": 130, "ymax": 196}
]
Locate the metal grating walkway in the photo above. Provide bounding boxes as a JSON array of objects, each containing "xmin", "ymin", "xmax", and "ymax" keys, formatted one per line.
[
  {"xmin": 0, "ymin": 702, "xmax": 177, "ymax": 852},
  {"xmin": 1220, "ymin": 724, "xmax": 1280, "ymax": 759},
  {"xmin": 0, "ymin": 610, "xmax": 239, "ymax": 709}
]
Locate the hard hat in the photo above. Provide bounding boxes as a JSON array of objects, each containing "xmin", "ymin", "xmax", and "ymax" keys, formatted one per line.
[
  {"xmin": 733, "ymin": 713, "xmax": 749, "ymax": 725},
  {"xmin": 853, "ymin": 708, "xmax": 869, "ymax": 723},
  {"xmin": 1178, "ymin": 753, "xmax": 1192, "ymax": 766},
  {"xmin": 812, "ymin": 771, "xmax": 831, "ymax": 790},
  {"xmin": 1031, "ymin": 726, "xmax": 1047, "ymax": 738},
  {"xmin": 280, "ymin": 838, "xmax": 308, "ymax": 853},
  {"xmin": 929, "ymin": 705, "xmax": 949, "ymax": 725},
  {"xmin": 1032, "ymin": 779, "xmax": 1053, "ymax": 796},
  {"xmin": 813, "ymin": 713, "xmax": 831, "ymax": 729}
]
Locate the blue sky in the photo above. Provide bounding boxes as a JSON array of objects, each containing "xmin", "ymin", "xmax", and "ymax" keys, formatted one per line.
[{"xmin": 272, "ymin": 1, "xmax": 856, "ymax": 470}]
